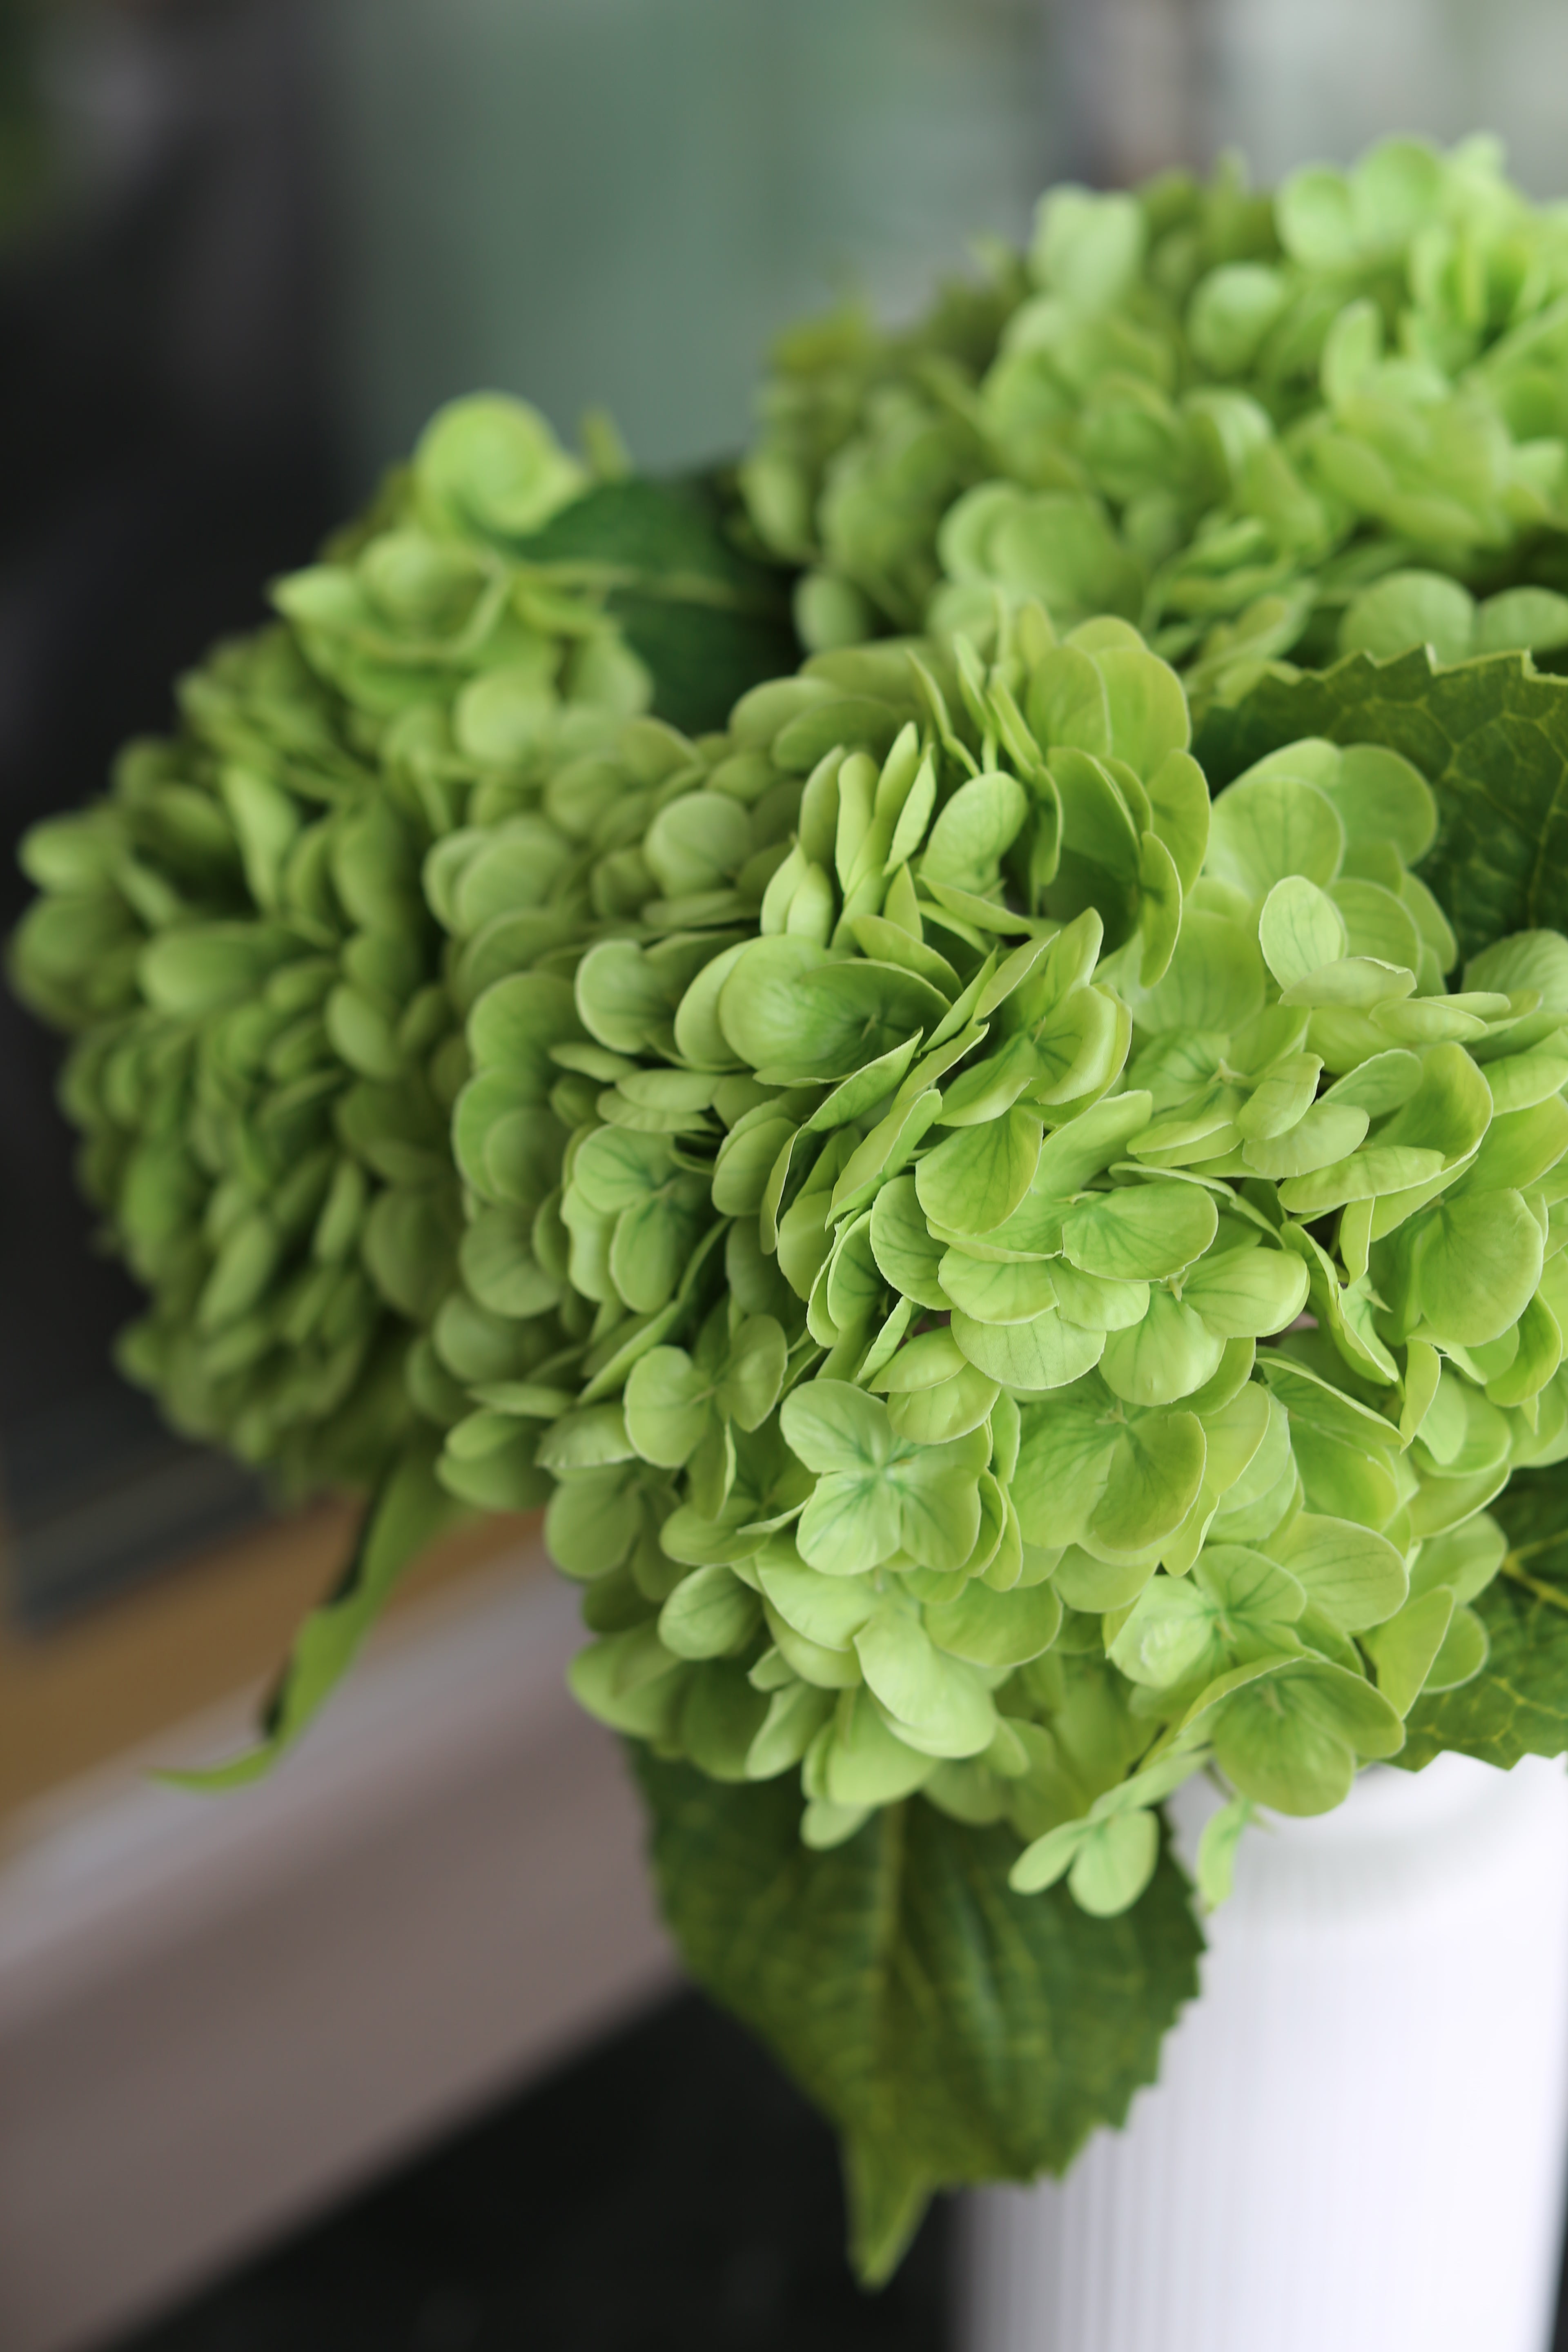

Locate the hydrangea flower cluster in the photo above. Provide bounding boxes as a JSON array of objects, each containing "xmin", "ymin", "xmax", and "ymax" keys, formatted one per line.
[
  {"xmin": 10, "ymin": 398, "xmax": 653, "ymax": 1489},
  {"xmin": 744, "ymin": 137, "xmax": 1568, "ymax": 696},
  {"xmin": 21, "ymin": 134, "xmax": 1568, "ymax": 2278},
  {"xmin": 432, "ymin": 606, "xmax": 1568, "ymax": 1914}
]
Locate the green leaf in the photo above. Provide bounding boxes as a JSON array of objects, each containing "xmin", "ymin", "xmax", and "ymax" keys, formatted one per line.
[
  {"xmin": 1196, "ymin": 647, "xmax": 1568, "ymax": 960},
  {"xmin": 1426, "ymin": 1603, "xmax": 1490, "ymax": 1690},
  {"xmin": 635, "ymin": 1757, "xmax": 1204, "ymax": 2284},
  {"xmin": 794, "ymin": 1487, "xmax": 902, "ymax": 1578},
  {"xmin": 162, "ymin": 1440, "xmax": 466, "ymax": 1788},
  {"xmin": 570, "ymin": 1626, "xmax": 687, "ymax": 1739},
  {"xmin": 1466, "ymin": 929, "xmax": 1568, "ymax": 1012},
  {"xmin": 713, "ymin": 1116, "xmax": 796, "ymax": 1216},
  {"xmin": 416, "ymin": 392, "xmax": 586, "ymax": 538},
  {"xmin": 515, "ymin": 473, "xmax": 798, "ymax": 735},
  {"xmin": 1026, "ymin": 645, "xmax": 1112, "ymax": 760},
  {"xmin": 806, "ymin": 1032, "xmax": 924, "ymax": 1132},
  {"xmin": 1402, "ymin": 1468, "xmax": 1568, "ymax": 1768},
  {"xmin": 456, "ymin": 1204, "xmax": 557, "ymax": 1320},
  {"xmin": 1098, "ymin": 645, "xmax": 1192, "ymax": 778},
  {"xmin": 533, "ymin": 1403, "xmax": 635, "ymax": 1474},
  {"xmin": 888, "ymin": 1439, "xmax": 988, "ymax": 1572},
  {"xmin": 747, "ymin": 1683, "xmax": 837, "ymax": 1781},
  {"xmin": 818, "ymin": 1688, "xmax": 936, "ymax": 1804},
  {"xmin": 644, "ymin": 791, "xmax": 753, "ymax": 898},
  {"xmin": 790, "ymin": 1383, "xmax": 987, "ymax": 1571},
  {"xmin": 1050, "ymin": 1260, "xmax": 1150, "ymax": 1336},
  {"xmin": 609, "ymin": 1180, "xmax": 708, "ymax": 1314},
  {"xmin": 719, "ymin": 1315, "xmax": 790, "ymax": 1430}
]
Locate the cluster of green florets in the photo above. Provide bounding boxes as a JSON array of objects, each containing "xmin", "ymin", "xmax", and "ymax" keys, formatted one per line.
[
  {"xmin": 17, "ymin": 138, "xmax": 1568, "ymax": 1912},
  {"xmin": 10, "ymin": 397, "xmax": 652, "ymax": 1489},
  {"xmin": 744, "ymin": 137, "xmax": 1568, "ymax": 698},
  {"xmin": 24, "ymin": 130, "xmax": 1568, "ymax": 2281},
  {"xmin": 428, "ymin": 602, "xmax": 1568, "ymax": 1913}
]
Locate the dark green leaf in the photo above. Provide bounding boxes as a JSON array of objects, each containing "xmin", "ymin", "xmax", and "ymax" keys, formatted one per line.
[
  {"xmin": 1197, "ymin": 648, "xmax": 1568, "ymax": 958},
  {"xmin": 1402, "ymin": 1468, "xmax": 1568, "ymax": 1769},
  {"xmin": 635, "ymin": 1754, "xmax": 1203, "ymax": 2285},
  {"xmin": 163, "ymin": 1438, "xmax": 467, "ymax": 1788},
  {"xmin": 516, "ymin": 475, "xmax": 798, "ymax": 734}
]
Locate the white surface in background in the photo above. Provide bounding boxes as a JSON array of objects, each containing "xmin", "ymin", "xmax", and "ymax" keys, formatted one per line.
[
  {"xmin": 962, "ymin": 1751, "xmax": 1568, "ymax": 2352},
  {"xmin": 0, "ymin": 1547, "xmax": 676, "ymax": 2352}
]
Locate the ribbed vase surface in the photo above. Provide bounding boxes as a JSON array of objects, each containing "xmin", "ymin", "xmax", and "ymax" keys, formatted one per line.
[{"xmin": 961, "ymin": 1753, "xmax": 1568, "ymax": 2352}]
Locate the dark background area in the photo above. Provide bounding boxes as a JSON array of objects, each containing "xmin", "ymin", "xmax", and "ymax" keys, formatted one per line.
[
  {"xmin": 114, "ymin": 1992, "xmax": 952, "ymax": 2352},
  {"xmin": 0, "ymin": 0, "xmax": 333, "ymax": 1617}
]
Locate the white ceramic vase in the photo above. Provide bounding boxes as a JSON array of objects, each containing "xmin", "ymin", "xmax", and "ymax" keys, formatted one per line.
[{"xmin": 961, "ymin": 1752, "xmax": 1568, "ymax": 2352}]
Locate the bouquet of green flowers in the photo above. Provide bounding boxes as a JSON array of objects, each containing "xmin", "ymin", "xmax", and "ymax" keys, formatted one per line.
[{"xmin": 19, "ymin": 136, "xmax": 1568, "ymax": 2283}]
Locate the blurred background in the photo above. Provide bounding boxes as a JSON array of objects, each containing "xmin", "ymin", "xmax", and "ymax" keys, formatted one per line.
[{"xmin": 6, "ymin": 3, "xmax": 1568, "ymax": 2348}]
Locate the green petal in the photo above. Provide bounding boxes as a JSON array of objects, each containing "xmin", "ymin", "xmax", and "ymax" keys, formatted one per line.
[
  {"xmin": 1100, "ymin": 1290, "xmax": 1223, "ymax": 1405},
  {"xmin": 855, "ymin": 1603, "xmax": 998, "ymax": 1756},
  {"xmin": 1060, "ymin": 1181, "xmax": 1217, "ymax": 1281},
  {"xmin": 916, "ymin": 1108, "xmax": 1044, "ymax": 1236},
  {"xmin": 951, "ymin": 1307, "xmax": 1104, "ymax": 1392},
  {"xmin": 1412, "ymin": 1189, "xmax": 1544, "ymax": 1347}
]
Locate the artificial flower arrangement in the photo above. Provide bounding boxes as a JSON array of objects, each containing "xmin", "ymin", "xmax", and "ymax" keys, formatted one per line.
[{"xmin": 18, "ymin": 135, "xmax": 1568, "ymax": 2282}]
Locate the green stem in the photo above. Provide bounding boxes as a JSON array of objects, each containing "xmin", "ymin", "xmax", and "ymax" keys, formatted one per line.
[{"xmin": 1500, "ymin": 1552, "xmax": 1568, "ymax": 1615}]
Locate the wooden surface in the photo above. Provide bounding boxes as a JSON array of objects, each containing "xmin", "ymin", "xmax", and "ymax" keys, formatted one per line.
[
  {"xmin": 0, "ymin": 1557, "xmax": 675, "ymax": 2352},
  {"xmin": 0, "ymin": 1498, "xmax": 543, "ymax": 1824}
]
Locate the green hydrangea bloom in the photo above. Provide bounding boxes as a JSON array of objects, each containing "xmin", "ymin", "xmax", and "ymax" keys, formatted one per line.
[
  {"xmin": 744, "ymin": 137, "xmax": 1568, "ymax": 698},
  {"xmin": 8, "ymin": 396, "xmax": 660, "ymax": 1491},
  {"xmin": 429, "ymin": 604, "xmax": 1568, "ymax": 1920}
]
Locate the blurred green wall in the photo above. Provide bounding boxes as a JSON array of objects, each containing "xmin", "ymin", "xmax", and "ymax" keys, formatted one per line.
[{"xmin": 314, "ymin": 0, "xmax": 1051, "ymax": 485}]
